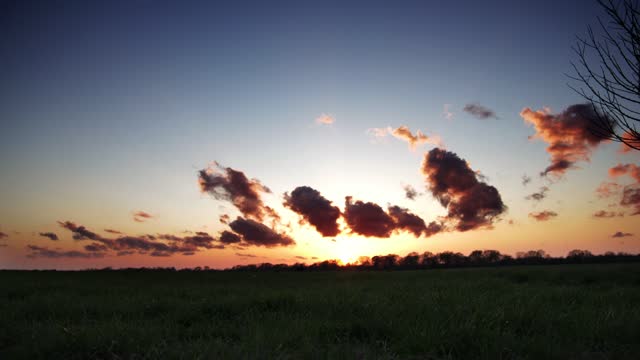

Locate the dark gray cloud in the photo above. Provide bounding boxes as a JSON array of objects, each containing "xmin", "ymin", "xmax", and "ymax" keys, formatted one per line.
[
  {"xmin": 26, "ymin": 245, "xmax": 106, "ymax": 259},
  {"xmin": 463, "ymin": 103, "xmax": 498, "ymax": 120},
  {"xmin": 403, "ymin": 185, "xmax": 420, "ymax": 200},
  {"xmin": 39, "ymin": 232, "xmax": 59, "ymax": 241},
  {"xmin": 283, "ymin": 186, "xmax": 341, "ymax": 237},
  {"xmin": 525, "ymin": 186, "xmax": 549, "ymax": 201},
  {"xmin": 229, "ymin": 217, "xmax": 295, "ymax": 247},
  {"xmin": 612, "ymin": 231, "xmax": 633, "ymax": 238},
  {"xmin": 343, "ymin": 197, "xmax": 396, "ymax": 237}
]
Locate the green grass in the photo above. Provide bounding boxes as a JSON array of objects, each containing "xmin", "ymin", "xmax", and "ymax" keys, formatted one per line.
[{"xmin": 2, "ymin": 263, "xmax": 640, "ymax": 359}]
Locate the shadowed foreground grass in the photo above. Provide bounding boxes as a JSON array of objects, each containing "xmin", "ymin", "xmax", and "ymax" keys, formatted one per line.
[{"xmin": 1, "ymin": 264, "xmax": 640, "ymax": 359}]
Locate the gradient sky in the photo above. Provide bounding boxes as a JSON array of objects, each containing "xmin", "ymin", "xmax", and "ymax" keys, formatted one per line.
[{"xmin": 1, "ymin": 0, "xmax": 638, "ymax": 269}]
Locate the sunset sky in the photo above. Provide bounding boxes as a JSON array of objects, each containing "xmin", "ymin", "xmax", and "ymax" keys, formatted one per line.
[{"xmin": 1, "ymin": 0, "xmax": 638, "ymax": 269}]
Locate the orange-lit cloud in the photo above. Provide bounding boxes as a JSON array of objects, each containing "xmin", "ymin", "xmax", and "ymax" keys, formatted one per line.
[
  {"xmin": 528, "ymin": 210, "xmax": 558, "ymax": 221},
  {"xmin": 315, "ymin": 113, "xmax": 335, "ymax": 125},
  {"xmin": 367, "ymin": 126, "xmax": 442, "ymax": 150},
  {"xmin": 422, "ymin": 148, "xmax": 506, "ymax": 231},
  {"xmin": 283, "ymin": 186, "xmax": 341, "ymax": 237},
  {"xmin": 521, "ymin": 104, "xmax": 612, "ymax": 177},
  {"xmin": 609, "ymin": 163, "xmax": 640, "ymax": 183}
]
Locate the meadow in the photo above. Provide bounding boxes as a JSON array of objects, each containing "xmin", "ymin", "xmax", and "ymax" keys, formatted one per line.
[{"xmin": 1, "ymin": 263, "xmax": 640, "ymax": 359}]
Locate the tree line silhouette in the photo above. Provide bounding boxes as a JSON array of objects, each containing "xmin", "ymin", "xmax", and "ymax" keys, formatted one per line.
[{"xmin": 227, "ymin": 250, "xmax": 640, "ymax": 272}]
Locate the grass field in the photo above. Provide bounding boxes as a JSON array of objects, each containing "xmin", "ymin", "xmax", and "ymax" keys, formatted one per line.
[{"xmin": 2, "ymin": 263, "xmax": 640, "ymax": 359}]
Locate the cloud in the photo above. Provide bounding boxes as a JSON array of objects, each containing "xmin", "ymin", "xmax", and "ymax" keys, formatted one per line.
[
  {"xmin": 387, "ymin": 205, "xmax": 442, "ymax": 237},
  {"xmin": 198, "ymin": 163, "xmax": 276, "ymax": 221},
  {"xmin": 316, "ymin": 113, "xmax": 335, "ymax": 125},
  {"xmin": 525, "ymin": 186, "xmax": 549, "ymax": 201},
  {"xmin": 343, "ymin": 197, "xmax": 396, "ymax": 237},
  {"xmin": 219, "ymin": 230, "xmax": 242, "ymax": 244},
  {"xmin": 443, "ymin": 104, "xmax": 454, "ymax": 120},
  {"xmin": 609, "ymin": 163, "xmax": 640, "ymax": 183},
  {"xmin": 367, "ymin": 126, "xmax": 442, "ymax": 150},
  {"xmin": 595, "ymin": 182, "xmax": 622, "ymax": 199},
  {"xmin": 294, "ymin": 256, "xmax": 307, "ymax": 260},
  {"xmin": 132, "ymin": 211, "xmax": 154, "ymax": 223},
  {"xmin": 58, "ymin": 221, "xmax": 107, "ymax": 242},
  {"xmin": 104, "ymin": 229, "xmax": 122, "ymax": 235},
  {"xmin": 116, "ymin": 250, "xmax": 135, "ymax": 256},
  {"xmin": 283, "ymin": 186, "xmax": 341, "ymax": 237},
  {"xmin": 463, "ymin": 103, "xmax": 498, "ymax": 120},
  {"xmin": 422, "ymin": 148, "xmax": 506, "ymax": 231},
  {"xmin": 403, "ymin": 185, "xmax": 420, "ymax": 200},
  {"xmin": 612, "ymin": 231, "xmax": 633, "ymax": 238},
  {"xmin": 219, "ymin": 214, "xmax": 230, "ymax": 224},
  {"xmin": 528, "ymin": 210, "xmax": 558, "ymax": 221},
  {"xmin": 235, "ymin": 253, "xmax": 257, "ymax": 258},
  {"xmin": 57, "ymin": 221, "xmax": 222, "ymax": 256},
  {"xmin": 26, "ymin": 245, "xmax": 106, "ymax": 259},
  {"xmin": 593, "ymin": 210, "xmax": 624, "ymax": 218},
  {"xmin": 0, "ymin": 232, "xmax": 7, "ymax": 239},
  {"xmin": 39, "ymin": 232, "xmax": 59, "ymax": 241},
  {"xmin": 84, "ymin": 243, "xmax": 109, "ymax": 252},
  {"xmin": 228, "ymin": 217, "xmax": 295, "ymax": 247},
  {"xmin": 521, "ymin": 104, "xmax": 612, "ymax": 177},
  {"xmin": 621, "ymin": 186, "xmax": 640, "ymax": 215},
  {"xmin": 618, "ymin": 131, "xmax": 639, "ymax": 154},
  {"xmin": 522, "ymin": 174, "xmax": 532, "ymax": 186}
]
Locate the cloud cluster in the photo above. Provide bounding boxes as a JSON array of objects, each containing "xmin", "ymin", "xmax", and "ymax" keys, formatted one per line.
[
  {"xmin": 39, "ymin": 232, "xmax": 59, "ymax": 241},
  {"xmin": 528, "ymin": 210, "xmax": 558, "ymax": 221},
  {"xmin": 342, "ymin": 197, "xmax": 441, "ymax": 238},
  {"xmin": 198, "ymin": 164, "xmax": 275, "ymax": 221},
  {"xmin": 521, "ymin": 104, "xmax": 612, "ymax": 177},
  {"xmin": 0, "ymin": 232, "xmax": 7, "ymax": 239},
  {"xmin": 283, "ymin": 186, "xmax": 341, "ymax": 237},
  {"xmin": 422, "ymin": 148, "xmax": 506, "ymax": 231}
]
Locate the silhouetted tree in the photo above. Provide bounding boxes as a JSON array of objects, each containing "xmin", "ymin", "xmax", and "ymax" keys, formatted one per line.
[{"xmin": 570, "ymin": 0, "xmax": 640, "ymax": 151}]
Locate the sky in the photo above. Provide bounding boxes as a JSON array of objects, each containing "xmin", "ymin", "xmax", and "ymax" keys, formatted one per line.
[{"xmin": 1, "ymin": 0, "xmax": 639, "ymax": 270}]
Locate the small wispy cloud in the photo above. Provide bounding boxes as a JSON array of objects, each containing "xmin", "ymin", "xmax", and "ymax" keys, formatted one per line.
[
  {"xmin": 315, "ymin": 113, "xmax": 335, "ymax": 125},
  {"xmin": 133, "ymin": 211, "xmax": 155, "ymax": 223}
]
